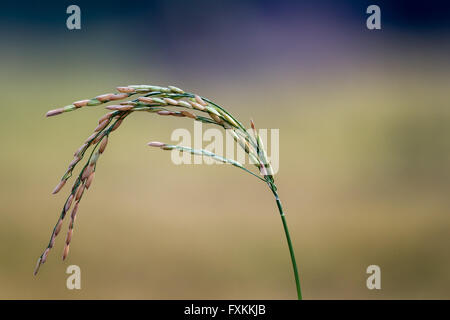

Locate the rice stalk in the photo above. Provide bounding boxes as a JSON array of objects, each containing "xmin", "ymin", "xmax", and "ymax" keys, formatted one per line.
[{"xmin": 36, "ymin": 85, "xmax": 302, "ymax": 300}]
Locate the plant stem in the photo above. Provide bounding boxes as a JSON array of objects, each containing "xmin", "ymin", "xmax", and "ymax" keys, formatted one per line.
[{"xmin": 272, "ymin": 188, "xmax": 302, "ymax": 300}]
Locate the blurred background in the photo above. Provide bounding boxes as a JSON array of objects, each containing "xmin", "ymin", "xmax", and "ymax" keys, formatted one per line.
[{"xmin": 0, "ymin": 0, "xmax": 449, "ymax": 299}]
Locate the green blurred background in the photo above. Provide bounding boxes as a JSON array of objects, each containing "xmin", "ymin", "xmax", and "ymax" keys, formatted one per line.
[{"xmin": 0, "ymin": 0, "xmax": 449, "ymax": 299}]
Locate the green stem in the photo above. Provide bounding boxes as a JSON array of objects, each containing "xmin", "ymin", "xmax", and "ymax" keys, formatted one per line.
[{"xmin": 272, "ymin": 188, "xmax": 302, "ymax": 300}]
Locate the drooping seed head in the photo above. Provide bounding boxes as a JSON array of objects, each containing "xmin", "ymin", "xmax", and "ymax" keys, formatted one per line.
[
  {"xmin": 52, "ymin": 180, "xmax": 66, "ymax": 194},
  {"xmin": 46, "ymin": 108, "xmax": 64, "ymax": 117}
]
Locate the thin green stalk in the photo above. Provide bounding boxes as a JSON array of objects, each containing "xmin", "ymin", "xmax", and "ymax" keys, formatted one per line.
[{"xmin": 272, "ymin": 188, "xmax": 302, "ymax": 300}]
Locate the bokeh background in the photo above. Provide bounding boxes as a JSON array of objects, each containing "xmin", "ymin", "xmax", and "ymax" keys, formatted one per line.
[{"xmin": 1, "ymin": 0, "xmax": 449, "ymax": 299}]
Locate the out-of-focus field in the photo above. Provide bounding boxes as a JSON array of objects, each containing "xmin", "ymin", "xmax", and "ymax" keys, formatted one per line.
[{"xmin": 0, "ymin": 52, "xmax": 449, "ymax": 299}]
